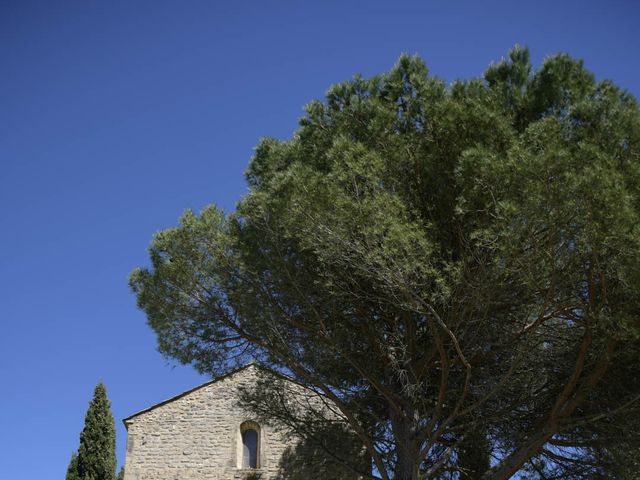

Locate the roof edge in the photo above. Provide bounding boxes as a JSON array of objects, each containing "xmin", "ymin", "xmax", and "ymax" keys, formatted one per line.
[{"xmin": 122, "ymin": 362, "xmax": 270, "ymax": 428}]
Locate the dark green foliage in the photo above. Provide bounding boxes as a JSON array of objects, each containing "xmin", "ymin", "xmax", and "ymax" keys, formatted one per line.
[
  {"xmin": 66, "ymin": 452, "xmax": 80, "ymax": 480},
  {"xmin": 116, "ymin": 466, "xmax": 124, "ymax": 480},
  {"xmin": 131, "ymin": 46, "xmax": 640, "ymax": 480},
  {"xmin": 76, "ymin": 383, "xmax": 117, "ymax": 480},
  {"xmin": 457, "ymin": 429, "xmax": 490, "ymax": 479}
]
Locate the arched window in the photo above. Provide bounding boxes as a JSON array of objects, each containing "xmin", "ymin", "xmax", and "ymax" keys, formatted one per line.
[
  {"xmin": 239, "ymin": 420, "xmax": 260, "ymax": 469},
  {"xmin": 242, "ymin": 428, "xmax": 258, "ymax": 468}
]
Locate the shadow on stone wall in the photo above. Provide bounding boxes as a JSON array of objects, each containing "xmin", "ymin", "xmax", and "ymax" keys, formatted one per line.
[{"xmin": 274, "ymin": 424, "xmax": 369, "ymax": 480}]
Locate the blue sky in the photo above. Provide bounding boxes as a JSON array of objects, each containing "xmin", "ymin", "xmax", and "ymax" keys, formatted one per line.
[{"xmin": 1, "ymin": 1, "xmax": 638, "ymax": 478}]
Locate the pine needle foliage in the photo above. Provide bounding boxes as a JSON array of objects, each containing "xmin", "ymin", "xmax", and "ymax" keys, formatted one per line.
[{"xmin": 131, "ymin": 46, "xmax": 640, "ymax": 480}]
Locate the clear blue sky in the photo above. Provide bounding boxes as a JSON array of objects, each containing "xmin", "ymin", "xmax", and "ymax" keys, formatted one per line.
[{"xmin": 1, "ymin": 1, "xmax": 638, "ymax": 478}]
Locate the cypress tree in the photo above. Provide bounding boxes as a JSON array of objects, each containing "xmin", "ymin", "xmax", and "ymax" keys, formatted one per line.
[
  {"xmin": 65, "ymin": 452, "xmax": 80, "ymax": 480},
  {"xmin": 77, "ymin": 383, "xmax": 116, "ymax": 480}
]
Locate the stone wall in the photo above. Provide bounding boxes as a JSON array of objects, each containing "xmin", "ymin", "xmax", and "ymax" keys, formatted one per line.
[{"xmin": 123, "ymin": 364, "xmax": 293, "ymax": 480}]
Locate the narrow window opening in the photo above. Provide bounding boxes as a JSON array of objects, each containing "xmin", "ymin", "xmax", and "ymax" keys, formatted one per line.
[{"xmin": 242, "ymin": 428, "xmax": 258, "ymax": 468}]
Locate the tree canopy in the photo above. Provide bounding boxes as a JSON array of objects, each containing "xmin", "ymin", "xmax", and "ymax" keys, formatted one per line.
[
  {"xmin": 71, "ymin": 383, "xmax": 117, "ymax": 480},
  {"xmin": 131, "ymin": 46, "xmax": 640, "ymax": 480}
]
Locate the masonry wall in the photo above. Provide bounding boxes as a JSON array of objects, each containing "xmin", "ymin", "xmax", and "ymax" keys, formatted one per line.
[{"xmin": 123, "ymin": 365, "xmax": 291, "ymax": 480}]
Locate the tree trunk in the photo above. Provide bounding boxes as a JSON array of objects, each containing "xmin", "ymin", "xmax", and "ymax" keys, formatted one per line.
[{"xmin": 390, "ymin": 407, "xmax": 421, "ymax": 480}]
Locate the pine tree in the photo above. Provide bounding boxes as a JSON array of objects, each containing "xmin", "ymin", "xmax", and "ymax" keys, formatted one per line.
[
  {"xmin": 131, "ymin": 46, "xmax": 640, "ymax": 479},
  {"xmin": 65, "ymin": 452, "xmax": 80, "ymax": 480},
  {"xmin": 116, "ymin": 466, "xmax": 124, "ymax": 480},
  {"xmin": 77, "ymin": 383, "xmax": 117, "ymax": 480}
]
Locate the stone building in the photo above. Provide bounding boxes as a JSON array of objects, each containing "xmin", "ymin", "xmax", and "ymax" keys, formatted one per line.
[{"xmin": 122, "ymin": 363, "xmax": 361, "ymax": 480}]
